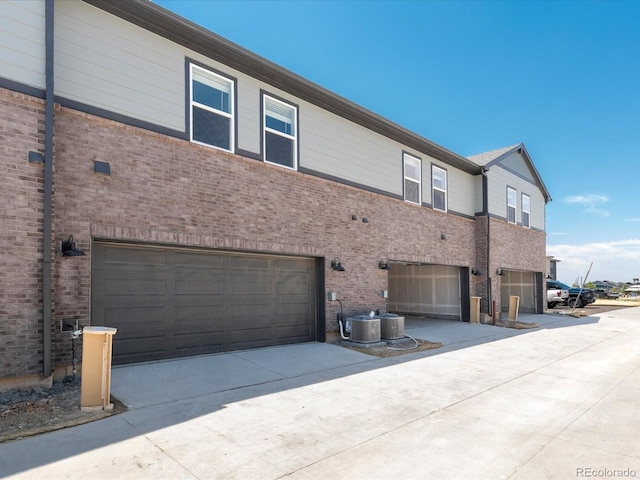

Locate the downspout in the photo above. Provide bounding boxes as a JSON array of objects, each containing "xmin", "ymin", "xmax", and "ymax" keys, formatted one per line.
[
  {"xmin": 482, "ymin": 167, "xmax": 492, "ymax": 317},
  {"xmin": 43, "ymin": 0, "xmax": 55, "ymax": 377}
]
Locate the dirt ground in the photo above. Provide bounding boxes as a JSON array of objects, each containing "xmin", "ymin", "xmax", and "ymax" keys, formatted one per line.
[
  {"xmin": 0, "ymin": 376, "xmax": 126, "ymax": 444},
  {"xmin": 1, "ymin": 300, "xmax": 634, "ymax": 444}
]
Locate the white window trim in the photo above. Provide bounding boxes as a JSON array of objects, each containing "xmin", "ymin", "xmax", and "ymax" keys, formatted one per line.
[
  {"xmin": 263, "ymin": 94, "xmax": 297, "ymax": 170},
  {"xmin": 507, "ymin": 187, "xmax": 517, "ymax": 224},
  {"xmin": 432, "ymin": 165, "xmax": 447, "ymax": 212},
  {"xmin": 403, "ymin": 153, "xmax": 422, "ymax": 205},
  {"xmin": 189, "ymin": 63, "xmax": 235, "ymax": 152},
  {"xmin": 522, "ymin": 193, "xmax": 531, "ymax": 229}
]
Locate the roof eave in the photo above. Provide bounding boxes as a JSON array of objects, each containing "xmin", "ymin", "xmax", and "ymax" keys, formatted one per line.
[{"xmin": 81, "ymin": 0, "xmax": 481, "ymax": 175}]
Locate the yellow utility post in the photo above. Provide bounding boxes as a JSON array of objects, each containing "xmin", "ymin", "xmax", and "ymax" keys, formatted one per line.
[
  {"xmin": 81, "ymin": 326, "xmax": 117, "ymax": 412},
  {"xmin": 508, "ymin": 296, "xmax": 520, "ymax": 322},
  {"xmin": 470, "ymin": 297, "xmax": 481, "ymax": 324}
]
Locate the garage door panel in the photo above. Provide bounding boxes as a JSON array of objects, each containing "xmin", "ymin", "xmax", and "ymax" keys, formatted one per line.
[
  {"xmin": 173, "ymin": 251, "xmax": 224, "ymax": 267},
  {"xmin": 100, "ymin": 306, "xmax": 166, "ymax": 329},
  {"xmin": 174, "ymin": 331, "xmax": 224, "ymax": 351},
  {"xmin": 175, "ymin": 305, "xmax": 224, "ymax": 324},
  {"xmin": 98, "ymin": 245, "xmax": 167, "ymax": 266},
  {"xmin": 229, "ymin": 276, "xmax": 271, "ymax": 294},
  {"xmin": 93, "ymin": 242, "xmax": 316, "ymax": 363},
  {"xmin": 175, "ymin": 278, "xmax": 225, "ymax": 295},
  {"xmin": 93, "ymin": 270, "xmax": 167, "ymax": 295},
  {"xmin": 389, "ymin": 264, "xmax": 461, "ymax": 319},
  {"xmin": 229, "ymin": 255, "xmax": 270, "ymax": 270}
]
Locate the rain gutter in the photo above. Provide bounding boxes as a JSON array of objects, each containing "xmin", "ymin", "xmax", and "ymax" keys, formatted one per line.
[{"xmin": 42, "ymin": 0, "xmax": 54, "ymax": 376}]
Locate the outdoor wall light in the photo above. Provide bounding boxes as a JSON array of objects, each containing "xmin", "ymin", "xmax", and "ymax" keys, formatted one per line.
[
  {"xmin": 362, "ymin": 217, "xmax": 369, "ymax": 223},
  {"xmin": 379, "ymin": 260, "xmax": 390, "ymax": 270},
  {"xmin": 331, "ymin": 258, "xmax": 345, "ymax": 271},
  {"xmin": 61, "ymin": 236, "xmax": 85, "ymax": 257},
  {"xmin": 497, "ymin": 268, "xmax": 505, "ymax": 276},
  {"xmin": 351, "ymin": 214, "xmax": 358, "ymax": 220},
  {"xmin": 441, "ymin": 233, "xmax": 447, "ymax": 240},
  {"xmin": 471, "ymin": 268, "xmax": 480, "ymax": 276}
]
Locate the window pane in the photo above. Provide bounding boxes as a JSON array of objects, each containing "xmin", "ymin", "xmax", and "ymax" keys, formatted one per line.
[
  {"xmin": 192, "ymin": 69, "xmax": 231, "ymax": 113},
  {"xmin": 265, "ymin": 98, "xmax": 294, "ymax": 135},
  {"xmin": 405, "ymin": 179, "xmax": 420, "ymax": 204},
  {"xmin": 266, "ymin": 131, "xmax": 294, "ymax": 168},
  {"xmin": 434, "ymin": 190, "xmax": 446, "ymax": 211},
  {"xmin": 193, "ymin": 106, "xmax": 230, "ymax": 150},
  {"xmin": 433, "ymin": 167, "xmax": 446, "ymax": 189},
  {"xmin": 404, "ymin": 156, "xmax": 420, "ymax": 181},
  {"xmin": 266, "ymin": 116, "xmax": 292, "ymax": 135},
  {"xmin": 508, "ymin": 206, "xmax": 516, "ymax": 223},
  {"xmin": 523, "ymin": 211, "xmax": 530, "ymax": 228},
  {"xmin": 508, "ymin": 188, "xmax": 517, "ymax": 206}
]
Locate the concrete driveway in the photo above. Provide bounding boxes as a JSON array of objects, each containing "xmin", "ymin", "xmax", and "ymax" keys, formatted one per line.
[{"xmin": 1, "ymin": 308, "xmax": 639, "ymax": 479}]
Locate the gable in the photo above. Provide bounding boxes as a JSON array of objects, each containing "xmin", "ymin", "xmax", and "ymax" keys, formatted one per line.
[{"xmin": 499, "ymin": 151, "xmax": 537, "ymax": 185}]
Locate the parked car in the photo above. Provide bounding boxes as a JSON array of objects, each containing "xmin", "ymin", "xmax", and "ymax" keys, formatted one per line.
[
  {"xmin": 547, "ymin": 280, "xmax": 596, "ymax": 308},
  {"xmin": 546, "ymin": 281, "xmax": 569, "ymax": 309}
]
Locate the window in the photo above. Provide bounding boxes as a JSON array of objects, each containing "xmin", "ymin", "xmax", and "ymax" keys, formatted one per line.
[
  {"xmin": 263, "ymin": 95, "xmax": 297, "ymax": 169},
  {"xmin": 507, "ymin": 187, "xmax": 517, "ymax": 224},
  {"xmin": 522, "ymin": 193, "xmax": 531, "ymax": 228},
  {"xmin": 432, "ymin": 165, "xmax": 447, "ymax": 212},
  {"xmin": 190, "ymin": 64, "xmax": 234, "ymax": 151},
  {"xmin": 403, "ymin": 153, "xmax": 421, "ymax": 204}
]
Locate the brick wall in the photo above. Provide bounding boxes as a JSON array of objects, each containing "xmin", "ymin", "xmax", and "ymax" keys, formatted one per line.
[
  {"xmin": 489, "ymin": 217, "xmax": 546, "ymax": 312},
  {"xmin": 1, "ymin": 97, "xmax": 550, "ymax": 381},
  {"xmin": 0, "ymin": 89, "xmax": 47, "ymax": 380},
  {"xmin": 51, "ymin": 107, "xmax": 478, "ymax": 364}
]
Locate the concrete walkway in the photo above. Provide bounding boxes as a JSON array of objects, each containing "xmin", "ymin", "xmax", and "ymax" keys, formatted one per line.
[{"xmin": 1, "ymin": 309, "xmax": 639, "ymax": 479}]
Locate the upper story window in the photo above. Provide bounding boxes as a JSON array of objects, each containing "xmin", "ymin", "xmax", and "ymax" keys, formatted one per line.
[
  {"xmin": 522, "ymin": 193, "xmax": 531, "ymax": 228},
  {"xmin": 190, "ymin": 64, "xmax": 234, "ymax": 151},
  {"xmin": 263, "ymin": 95, "xmax": 297, "ymax": 170},
  {"xmin": 403, "ymin": 153, "xmax": 421, "ymax": 205},
  {"xmin": 507, "ymin": 187, "xmax": 517, "ymax": 224},
  {"xmin": 432, "ymin": 165, "xmax": 447, "ymax": 212}
]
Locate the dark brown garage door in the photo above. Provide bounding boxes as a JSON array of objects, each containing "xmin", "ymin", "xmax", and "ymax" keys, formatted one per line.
[{"xmin": 92, "ymin": 242, "xmax": 317, "ymax": 364}]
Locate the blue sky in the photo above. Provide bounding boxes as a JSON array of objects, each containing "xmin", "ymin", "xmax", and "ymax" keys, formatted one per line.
[{"xmin": 156, "ymin": 0, "xmax": 640, "ymax": 285}]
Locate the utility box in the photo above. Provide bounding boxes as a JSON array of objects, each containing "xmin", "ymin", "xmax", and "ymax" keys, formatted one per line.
[
  {"xmin": 81, "ymin": 326, "xmax": 117, "ymax": 412},
  {"xmin": 508, "ymin": 296, "xmax": 520, "ymax": 321},
  {"xmin": 470, "ymin": 297, "xmax": 481, "ymax": 324}
]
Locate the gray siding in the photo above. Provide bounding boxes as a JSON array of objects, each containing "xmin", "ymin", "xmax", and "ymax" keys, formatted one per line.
[
  {"xmin": 0, "ymin": 0, "xmax": 45, "ymax": 89},
  {"xmin": 488, "ymin": 166, "xmax": 545, "ymax": 230},
  {"xmin": 54, "ymin": 1, "xmax": 480, "ymax": 215},
  {"xmin": 501, "ymin": 151, "xmax": 535, "ymax": 182},
  {"xmin": 55, "ymin": 1, "xmax": 185, "ymax": 131}
]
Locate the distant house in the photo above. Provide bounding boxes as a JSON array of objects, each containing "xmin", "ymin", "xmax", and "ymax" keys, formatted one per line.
[{"xmin": 0, "ymin": 0, "xmax": 551, "ymax": 387}]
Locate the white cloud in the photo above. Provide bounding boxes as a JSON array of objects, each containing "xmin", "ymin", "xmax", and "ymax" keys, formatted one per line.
[
  {"xmin": 547, "ymin": 239, "xmax": 640, "ymax": 284},
  {"xmin": 564, "ymin": 194, "xmax": 609, "ymax": 205},
  {"xmin": 563, "ymin": 194, "xmax": 610, "ymax": 217},
  {"xmin": 624, "ymin": 218, "xmax": 640, "ymax": 223}
]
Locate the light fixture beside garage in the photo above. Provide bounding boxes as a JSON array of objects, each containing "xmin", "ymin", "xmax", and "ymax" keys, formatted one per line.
[
  {"xmin": 60, "ymin": 236, "xmax": 85, "ymax": 257},
  {"xmin": 379, "ymin": 260, "xmax": 390, "ymax": 270},
  {"xmin": 497, "ymin": 268, "xmax": 505, "ymax": 276},
  {"xmin": 471, "ymin": 268, "xmax": 480, "ymax": 276},
  {"xmin": 331, "ymin": 258, "xmax": 345, "ymax": 271}
]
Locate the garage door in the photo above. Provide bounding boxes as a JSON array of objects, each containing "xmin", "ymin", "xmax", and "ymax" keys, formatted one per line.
[
  {"xmin": 92, "ymin": 242, "xmax": 317, "ymax": 364},
  {"xmin": 500, "ymin": 270, "xmax": 537, "ymax": 314},
  {"xmin": 388, "ymin": 264, "xmax": 461, "ymax": 320}
]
